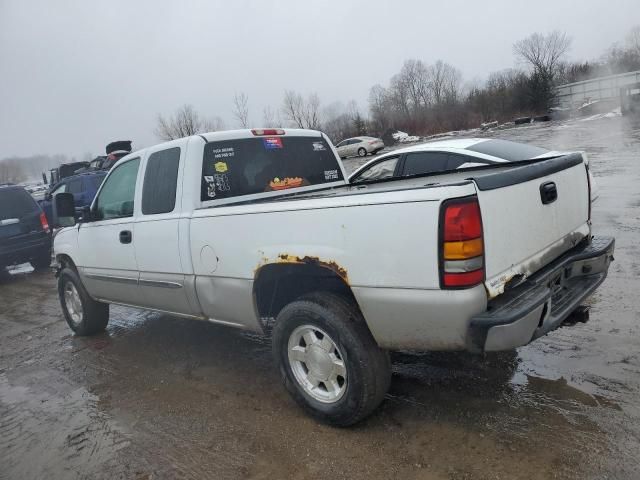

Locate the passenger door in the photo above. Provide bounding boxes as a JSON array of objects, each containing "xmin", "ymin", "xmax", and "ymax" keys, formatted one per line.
[
  {"xmin": 77, "ymin": 158, "xmax": 142, "ymax": 305},
  {"xmin": 134, "ymin": 146, "xmax": 195, "ymax": 316},
  {"xmin": 347, "ymin": 139, "xmax": 359, "ymax": 157}
]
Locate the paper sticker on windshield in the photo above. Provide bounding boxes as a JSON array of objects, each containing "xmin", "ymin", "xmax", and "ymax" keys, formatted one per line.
[
  {"xmin": 214, "ymin": 161, "xmax": 228, "ymax": 173},
  {"xmin": 312, "ymin": 142, "xmax": 326, "ymax": 151},
  {"xmin": 324, "ymin": 169, "xmax": 339, "ymax": 180},
  {"xmin": 263, "ymin": 137, "xmax": 283, "ymax": 150}
]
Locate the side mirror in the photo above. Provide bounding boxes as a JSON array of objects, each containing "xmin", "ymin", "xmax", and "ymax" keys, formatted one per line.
[
  {"xmin": 77, "ymin": 205, "xmax": 92, "ymax": 223},
  {"xmin": 52, "ymin": 193, "xmax": 76, "ymax": 228}
]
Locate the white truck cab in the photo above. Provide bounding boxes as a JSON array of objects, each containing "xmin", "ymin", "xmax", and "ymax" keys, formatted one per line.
[{"xmin": 52, "ymin": 128, "xmax": 614, "ymax": 425}]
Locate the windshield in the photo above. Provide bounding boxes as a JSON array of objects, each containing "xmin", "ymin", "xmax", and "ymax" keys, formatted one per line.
[{"xmin": 200, "ymin": 136, "xmax": 343, "ymax": 201}]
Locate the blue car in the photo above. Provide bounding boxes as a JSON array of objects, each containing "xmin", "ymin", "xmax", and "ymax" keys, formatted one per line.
[{"xmin": 40, "ymin": 172, "xmax": 107, "ymax": 222}]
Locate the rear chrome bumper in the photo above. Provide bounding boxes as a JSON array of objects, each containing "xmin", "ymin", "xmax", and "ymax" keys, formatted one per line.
[{"xmin": 468, "ymin": 235, "xmax": 615, "ymax": 352}]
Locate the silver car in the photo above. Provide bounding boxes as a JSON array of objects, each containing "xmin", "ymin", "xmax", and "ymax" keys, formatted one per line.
[{"xmin": 335, "ymin": 136, "xmax": 384, "ymax": 159}]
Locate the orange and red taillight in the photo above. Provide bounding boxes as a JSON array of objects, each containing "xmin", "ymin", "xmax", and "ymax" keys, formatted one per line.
[
  {"xmin": 39, "ymin": 212, "xmax": 50, "ymax": 233},
  {"xmin": 439, "ymin": 197, "xmax": 484, "ymax": 288}
]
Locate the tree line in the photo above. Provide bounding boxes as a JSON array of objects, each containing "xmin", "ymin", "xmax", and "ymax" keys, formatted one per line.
[
  {"xmin": 3, "ymin": 26, "xmax": 639, "ymax": 183},
  {"xmin": 156, "ymin": 27, "xmax": 640, "ymax": 143}
]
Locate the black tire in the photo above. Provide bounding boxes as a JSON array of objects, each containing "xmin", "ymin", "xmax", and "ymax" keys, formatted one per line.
[
  {"xmin": 357, "ymin": 147, "xmax": 367, "ymax": 157},
  {"xmin": 31, "ymin": 251, "xmax": 52, "ymax": 271},
  {"xmin": 58, "ymin": 267, "xmax": 109, "ymax": 335},
  {"xmin": 273, "ymin": 292, "xmax": 391, "ymax": 426}
]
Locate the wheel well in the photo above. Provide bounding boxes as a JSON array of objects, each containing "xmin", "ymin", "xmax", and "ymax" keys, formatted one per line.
[
  {"xmin": 254, "ymin": 263, "xmax": 356, "ymax": 322},
  {"xmin": 56, "ymin": 254, "xmax": 78, "ymax": 273}
]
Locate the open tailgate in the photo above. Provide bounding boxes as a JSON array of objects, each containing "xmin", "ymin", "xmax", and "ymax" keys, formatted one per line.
[{"xmin": 471, "ymin": 153, "xmax": 591, "ymax": 299}]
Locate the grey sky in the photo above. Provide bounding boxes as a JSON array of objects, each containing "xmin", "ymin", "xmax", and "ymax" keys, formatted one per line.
[{"xmin": 1, "ymin": 0, "xmax": 638, "ymax": 159}]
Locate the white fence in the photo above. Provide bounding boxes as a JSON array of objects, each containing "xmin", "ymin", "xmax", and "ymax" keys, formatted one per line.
[{"xmin": 555, "ymin": 70, "xmax": 640, "ymax": 108}]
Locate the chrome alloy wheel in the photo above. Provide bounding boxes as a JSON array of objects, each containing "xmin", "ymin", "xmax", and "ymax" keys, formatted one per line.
[
  {"xmin": 64, "ymin": 282, "xmax": 83, "ymax": 325},
  {"xmin": 287, "ymin": 325, "xmax": 347, "ymax": 403}
]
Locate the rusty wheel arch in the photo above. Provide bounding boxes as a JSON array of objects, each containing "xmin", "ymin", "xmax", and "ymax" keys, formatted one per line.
[{"xmin": 253, "ymin": 258, "xmax": 356, "ymax": 325}]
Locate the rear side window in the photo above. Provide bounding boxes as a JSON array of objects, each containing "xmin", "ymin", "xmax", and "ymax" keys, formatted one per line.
[
  {"xmin": 142, "ymin": 147, "xmax": 180, "ymax": 215},
  {"xmin": 466, "ymin": 139, "xmax": 548, "ymax": 161},
  {"xmin": 402, "ymin": 152, "xmax": 449, "ymax": 176},
  {"xmin": 0, "ymin": 188, "xmax": 38, "ymax": 219},
  {"xmin": 200, "ymin": 136, "xmax": 343, "ymax": 201}
]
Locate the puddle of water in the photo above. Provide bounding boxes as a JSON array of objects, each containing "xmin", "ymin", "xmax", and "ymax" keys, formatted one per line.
[{"xmin": 0, "ymin": 373, "xmax": 130, "ymax": 479}]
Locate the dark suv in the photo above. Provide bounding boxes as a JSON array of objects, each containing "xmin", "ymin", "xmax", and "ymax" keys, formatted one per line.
[{"xmin": 0, "ymin": 184, "xmax": 52, "ymax": 271}]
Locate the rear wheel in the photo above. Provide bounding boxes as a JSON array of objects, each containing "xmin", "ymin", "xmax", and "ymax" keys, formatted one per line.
[
  {"xmin": 357, "ymin": 147, "xmax": 367, "ymax": 157},
  {"xmin": 273, "ymin": 292, "xmax": 391, "ymax": 426},
  {"xmin": 58, "ymin": 267, "xmax": 109, "ymax": 335}
]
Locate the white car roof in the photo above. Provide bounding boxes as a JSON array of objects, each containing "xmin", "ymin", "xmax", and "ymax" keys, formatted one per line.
[{"xmin": 390, "ymin": 137, "xmax": 489, "ymax": 155}]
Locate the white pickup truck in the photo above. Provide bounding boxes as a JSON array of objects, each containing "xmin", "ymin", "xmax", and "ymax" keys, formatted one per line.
[{"xmin": 52, "ymin": 128, "xmax": 614, "ymax": 425}]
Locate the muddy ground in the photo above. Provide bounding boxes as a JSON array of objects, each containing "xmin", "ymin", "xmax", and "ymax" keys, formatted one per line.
[{"xmin": 1, "ymin": 116, "xmax": 640, "ymax": 479}]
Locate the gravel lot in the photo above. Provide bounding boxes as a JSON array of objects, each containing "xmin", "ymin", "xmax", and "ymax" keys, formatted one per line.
[{"xmin": 2, "ymin": 115, "xmax": 640, "ymax": 479}]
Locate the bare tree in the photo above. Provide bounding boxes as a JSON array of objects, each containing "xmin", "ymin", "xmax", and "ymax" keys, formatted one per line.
[
  {"xmin": 513, "ymin": 31, "xmax": 571, "ymax": 79},
  {"xmin": 205, "ymin": 116, "xmax": 226, "ymax": 132},
  {"xmin": 262, "ymin": 106, "xmax": 278, "ymax": 126},
  {"xmin": 368, "ymin": 84, "xmax": 392, "ymax": 132},
  {"xmin": 0, "ymin": 160, "xmax": 27, "ymax": 184},
  {"xmin": 155, "ymin": 104, "xmax": 215, "ymax": 141},
  {"xmin": 282, "ymin": 90, "xmax": 305, "ymax": 128},
  {"xmin": 626, "ymin": 25, "xmax": 640, "ymax": 56},
  {"xmin": 281, "ymin": 90, "xmax": 321, "ymax": 129},
  {"xmin": 232, "ymin": 92, "xmax": 250, "ymax": 128},
  {"xmin": 303, "ymin": 93, "xmax": 321, "ymax": 130}
]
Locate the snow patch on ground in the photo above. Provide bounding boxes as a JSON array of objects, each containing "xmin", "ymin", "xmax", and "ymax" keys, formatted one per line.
[
  {"xmin": 7, "ymin": 263, "xmax": 34, "ymax": 275},
  {"xmin": 578, "ymin": 107, "xmax": 622, "ymax": 122}
]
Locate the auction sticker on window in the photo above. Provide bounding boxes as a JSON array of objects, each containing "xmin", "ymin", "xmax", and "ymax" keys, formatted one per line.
[
  {"xmin": 212, "ymin": 147, "xmax": 235, "ymax": 159},
  {"xmin": 324, "ymin": 169, "xmax": 339, "ymax": 180},
  {"xmin": 214, "ymin": 161, "xmax": 228, "ymax": 173},
  {"xmin": 312, "ymin": 142, "xmax": 326, "ymax": 151},
  {"xmin": 263, "ymin": 137, "xmax": 283, "ymax": 149}
]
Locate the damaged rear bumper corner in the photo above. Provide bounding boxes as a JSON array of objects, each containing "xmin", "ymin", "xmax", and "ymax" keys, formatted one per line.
[{"xmin": 468, "ymin": 235, "xmax": 615, "ymax": 353}]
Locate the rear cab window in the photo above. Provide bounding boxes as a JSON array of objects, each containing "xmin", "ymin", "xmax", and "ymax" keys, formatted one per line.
[
  {"xmin": 0, "ymin": 187, "xmax": 38, "ymax": 220},
  {"xmin": 142, "ymin": 147, "xmax": 181, "ymax": 215},
  {"xmin": 200, "ymin": 135, "xmax": 344, "ymax": 203}
]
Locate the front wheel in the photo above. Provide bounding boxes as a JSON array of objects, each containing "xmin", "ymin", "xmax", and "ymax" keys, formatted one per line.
[
  {"xmin": 58, "ymin": 267, "xmax": 109, "ymax": 335},
  {"xmin": 357, "ymin": 147, "xmax": 367, "ymax": 157},
  {"xmin": 273, "ymin": 292, "xmax": 391, "ymax": 426}
]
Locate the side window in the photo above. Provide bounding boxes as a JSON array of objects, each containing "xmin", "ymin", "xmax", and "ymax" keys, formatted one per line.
[
  {"xmin": 51, "ymin": 183, "xmax": 67, "ymax": 196},
  {"xmin": 447, "ymin": 155, "xmax": 492, "ymax": 170},
  {"xmin": 402, "ymin": 152, "xmax": 449, "ymax": 176},
  {"xmin": 67, "ymin": 178, "xmax": 83, "ymax": 195},
  {"xmin": 351, "ymin": 157, "xmax": 399, "ymax": 183},
  {"xmin": 94, "ymin": 158, "xmax": 140, "ymax": 220},
  {"xmin": 349, "ymin": 139, "xmax": 360, "ymax": 145},
  {"xmin": 142, "ymin": 147, "xmax": 181, "ymax": 215}
]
